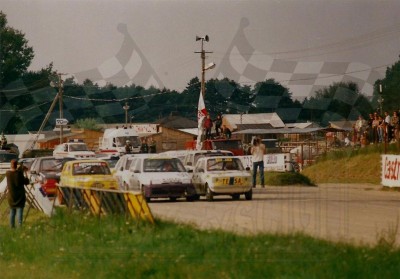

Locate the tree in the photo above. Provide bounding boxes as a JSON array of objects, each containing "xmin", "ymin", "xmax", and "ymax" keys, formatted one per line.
[
  {"xmin": 250, "ymin": 79, "xmax": 296, "ymax": 114},
  {"xmin": 180, "ymin": 77, "xmax": 201, "ymax": 118},
  {"xmin": 0, "ymin": 11, "xmax": 34, "ymax": 88},
  {"xmin": 373, "ymin": 56, "xmax": 400, "ymax": 113},
  {"xmin": 74, "ymin": 118, "xmax": 101, "ymax": 131},
  {"xmin": 301, "ymin": 81, "xmax": 372, "ymax": 125}
]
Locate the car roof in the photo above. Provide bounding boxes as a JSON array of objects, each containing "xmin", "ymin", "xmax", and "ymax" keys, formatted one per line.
[
  {"xmin": 64, "ymin": 159, "xmax": 108, "ymax": 165},
  {"xmin": 185, "ymin": 150, "xmax": 233, "ymax": 155},
  {"xmin": 199, "ymin": 155, "xmax": 236, "ymax": 160}
]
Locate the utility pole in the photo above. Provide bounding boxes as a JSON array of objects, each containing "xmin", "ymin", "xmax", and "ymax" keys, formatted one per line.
[
  {"xmin": 58, "ymin": 73, "xmax": 64, "ymax": 144},
  {"xmin": 195, "ymin": 35, "xmax": 214, "ymax": 97}
]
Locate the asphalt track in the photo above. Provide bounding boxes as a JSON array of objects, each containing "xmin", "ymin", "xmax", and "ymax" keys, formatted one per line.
[{"xmin": 149, "ymin": 183, "xmax": 400, "ymax": 246}]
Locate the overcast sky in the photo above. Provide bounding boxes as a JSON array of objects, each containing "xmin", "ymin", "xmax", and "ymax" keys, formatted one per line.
[{"xmin": 2, "ymin": 0, "xmax": 400, "ymax": 98}]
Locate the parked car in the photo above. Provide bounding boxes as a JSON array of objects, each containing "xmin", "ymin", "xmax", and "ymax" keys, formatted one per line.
[
  {"xmin": 0, "ymin": 150, "xmax": 18, "ymax": 174},
  {"xmin": 191, "ymin": 156, "xmax": 252, "ymax": 201},
  {"xmin": 127, "ymin": 155, "xmax": 196, "ymax": 202},
  {"xmin": 59, "ymin": 159, "xmax": 119, "ymax": 190},
  {"xmin": 113, "ymin": 154, "xmax": 137, "ymax": 190},
  {"xmin": 53, "ymin": 139, "xmax": 96, "ymax": 159},
  {"xmin": 95, "ymin": 154, "xmax": 120, "ymax": 171},
  {"xmin": 29, "ymin": 156, "xmax": 75, "ymax": 197},
  {"xmin": 182, "ymin": 150, "xmax": 233, "ymax": 172}
]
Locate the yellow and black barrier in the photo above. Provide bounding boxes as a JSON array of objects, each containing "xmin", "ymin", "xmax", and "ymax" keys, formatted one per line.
[{"xmin": 57, "ymin": 186, "xmax": 154, "ymax": 224}]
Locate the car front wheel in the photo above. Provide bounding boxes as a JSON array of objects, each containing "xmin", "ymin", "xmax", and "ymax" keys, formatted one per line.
[
  {"xmin": 205, "ymin": 184, "xmax": 213, "ymax": 202},
  {"xmin": 141, "ymin": 186, "xmax": 150, "ymax": 202},
  {"xmin": 245, "ymin": 189, "xmax": 253, "ymax": 200}
]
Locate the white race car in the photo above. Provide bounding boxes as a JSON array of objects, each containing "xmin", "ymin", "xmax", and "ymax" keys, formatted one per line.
[
  {"xmin": 127, "ymin": 155, "xmax": 196, "ymax": 202},
  {"xmin": 191, "ymin": 156, "xmax": 252, "ymax": 201}
]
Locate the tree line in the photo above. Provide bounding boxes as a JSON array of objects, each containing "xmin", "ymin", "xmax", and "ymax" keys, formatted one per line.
[{"xmin": 1, "ymin": 11, "xmax": 398, "ymax": 134}]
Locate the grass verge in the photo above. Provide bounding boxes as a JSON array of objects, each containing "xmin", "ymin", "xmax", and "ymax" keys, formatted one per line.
[{"xmin": 0, "ymin": 208, "xmax": 399, "ymax": 278}]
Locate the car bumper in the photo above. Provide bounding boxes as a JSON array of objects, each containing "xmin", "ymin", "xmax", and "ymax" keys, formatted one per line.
[
  {"xmin": 209, "ymin": 184, "xmax": 252, "ymax": 194},
  {"xmin": 143, "ymin": 183, "xmax": 196, "ymax": 199}
]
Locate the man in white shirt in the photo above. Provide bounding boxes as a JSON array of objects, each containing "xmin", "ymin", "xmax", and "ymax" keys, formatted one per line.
[{"xmin": 250, "ymin": 137, "xmax": 266, "ymax": 188}]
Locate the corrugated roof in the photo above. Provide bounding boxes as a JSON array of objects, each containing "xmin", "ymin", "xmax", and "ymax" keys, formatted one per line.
[
  {"xmin": 236, "ymin": 123, "xmax": 274, "ymax": 130},
  {"xmin": 223, "ymin": 113, "xmax": 285, "ymax": 130}
]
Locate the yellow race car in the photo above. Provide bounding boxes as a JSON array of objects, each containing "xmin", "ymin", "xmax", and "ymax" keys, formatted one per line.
[{"xmin": 59, "ymin": 159, "xmax": 119, "ymax": 189}]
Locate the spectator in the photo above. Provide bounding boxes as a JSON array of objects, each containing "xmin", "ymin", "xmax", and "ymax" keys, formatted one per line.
[
  {"xmin": 149, "ymin": 137, "xmax": 157, "ymax": 153},
  {"xmin": 250, "ymin": 137, "xmax": 266, "ymax": 188},
  {"xmin": 367, "ymin": 113, "xmax": 374, "ymax": 143},
  {"xmin": 372, "ymin": 113, "xmax": 380, "ymax": 144},
  {"xmin": 391, "ymin": 111, "xmax": 399, "ymax": 142},
  {"xmin": 125, "ymin": 140, "xmax": 132, "ymax": 154},
  {"xmin": 214, "ymin": 113, "xmax": 223, "ymax": 137},
  {"xmin": 140, "ymin": 138, "xmax": 149, "ymax": 153},
  {"xmin": 203, "ymin": 114, "xmax": 213, "ymax": 140},
  {"xmin": 222, "ymin": 125, "xmax": 232, "ymax": 139},
  {"xmin": 6, "ymin": 159, "xmax": 30, "ymax": 228},
  {"xmin": 355, "ymin": 115, "xmax": 366, "ymax": 143}
]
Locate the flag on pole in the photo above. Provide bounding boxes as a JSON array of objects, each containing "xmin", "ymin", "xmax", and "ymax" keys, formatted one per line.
[{"xmin": 196, "ymin": 92, "xmax": 207, "ymax": 150}]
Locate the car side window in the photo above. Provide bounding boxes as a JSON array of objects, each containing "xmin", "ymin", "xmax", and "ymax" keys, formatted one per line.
[{"xmin": 195, "ymin": 160, "xmax": 205, "ymax": 172}]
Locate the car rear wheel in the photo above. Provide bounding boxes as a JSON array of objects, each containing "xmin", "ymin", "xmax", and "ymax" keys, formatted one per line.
[
  {"xmin": 141, "ymin": 186, "xmax": 150, "ymax": 202},
  {"xmin": 186, "ymin": 194, "xmax": 198, "ymax": 202},
  {"xmin": 170, "ymin": 197, "xmax": 177, "ymax": 202},
  {"xmin": 205, "ymin": 184, "xmax": 213, "ymax": 201},
  {"xmin": 245, "ymin": 189, "xmax": 253, "ymax": 200}
]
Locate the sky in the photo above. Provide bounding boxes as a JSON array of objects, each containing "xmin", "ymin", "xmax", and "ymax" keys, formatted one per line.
[{"xmin": 2, "ymin": 0, "xmax": 400, "ymax": 100}]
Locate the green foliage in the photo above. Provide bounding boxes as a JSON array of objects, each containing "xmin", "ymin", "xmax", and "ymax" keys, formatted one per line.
[
  {"xmin": 374, "ymin": 57, "xmax": 400, "ymax": 113},
  {"xmin": 74, "ymin": 118, "xmax": 102, "ymax": 131},
  {"xmin": 266, "ymin": 172, "xmax": 315, "ymax": 186},
  {"xmin": 0, "ymin": 208, "xmax": 400, "ymax": 278},
  {"xmin": 301, "ymin": 81, "xmax": 373, "ymax": 126},
  {"xmin": 0, "ymin": 11, "xmax": 34, "ymax": 87}
]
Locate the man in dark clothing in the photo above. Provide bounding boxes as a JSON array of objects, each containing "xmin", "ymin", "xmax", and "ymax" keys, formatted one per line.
[
  {"xmin": 203, "ymin": 114, "xmax": 213, "ymax": 140},
  {"xmin": 6, "ymin": 159, "xmax": 30, "ymax": 228},
  {"xmin": 214, "ymin": 114, "xmax": 222, "ymax": 137},
  {"xmin": 125, "ymin": 140, "xmax": 132, "ymax": 154}
]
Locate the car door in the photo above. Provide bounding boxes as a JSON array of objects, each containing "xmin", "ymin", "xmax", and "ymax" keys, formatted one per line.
[
  {"xmin": 128, "ymin": 158, "xmax": 141, "ymax": 191},
  {"xmin": 192, "ymin": 159, "xmax": 206, "ymax": 194}
]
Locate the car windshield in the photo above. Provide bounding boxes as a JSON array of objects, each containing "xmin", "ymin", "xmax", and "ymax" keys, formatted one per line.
[
  {"xmin": 40, "ymin": 158, "xmax": 67, "ymax": 172},
  {"xmin": 69, "ymin": 144, "xmax": 89, "ymax": 152},
  {"xmin": 116, "ymin": 136, "xmax": 141, "ymax": 147},
  {"xmin": 0, "ymin": 153, "xmax": 18, "ymax": 163},
  {"xmin": 72, "ymin": 162, "xmax": 111, "ymax": 175},
  {"xmin": 206, "ymin": 158, "xmax": 244, "ymax": 171},
  {"xmin": 193, "ymin": 152, "xmax": 232, "ymax": 165},
  {"xmin": 143, "ymin": 158, "xmax": 186, "ymax": 172},
  {"xmin": 212, "ymin": 140, "xmax": 241, "ymax": 150}
]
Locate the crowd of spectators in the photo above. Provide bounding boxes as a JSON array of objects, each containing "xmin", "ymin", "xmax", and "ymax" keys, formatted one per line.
[{"xmin": 353, "ymin": 110, "xmax": 400, "ymax": 146}]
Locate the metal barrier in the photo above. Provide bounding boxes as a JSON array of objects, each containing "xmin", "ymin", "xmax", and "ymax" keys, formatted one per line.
[{"xmin": 57, "ymin": 186, "xmax": 155, "ymax": 224}]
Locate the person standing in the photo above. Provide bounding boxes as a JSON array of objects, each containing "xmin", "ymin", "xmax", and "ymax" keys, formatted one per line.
[
  {"xmin": 203, "ymin": 114, "xmax": 213, "ymax": 140},
  {"xmin": 125, "ymin": 140, "xmax": 132, "ymax": 154},
  {"xmin": 251, "ymin": 138, "xmax": 266, "ymax": 188},
  {"xmin": 214, "ymin": 114, "xmax": 222, "ymax": 137},
  {"xmin": 149, "ymin": 137, "xmax": 157, "ymax": 153},
  {"xmin": 222, "ymin": 125, "xmax": 232, "ymax": 139},
  {"xmin": 140, "ymin": 138, "xmax": 149, "ymax": 153},
  {"xmin": 6, "ymin": 159, "xmax": 30, "ymax": 228}
]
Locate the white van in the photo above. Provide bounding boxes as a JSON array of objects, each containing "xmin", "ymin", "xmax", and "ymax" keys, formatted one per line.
[{"xmin": 98, "ymin": 127, "xmax": 141, "ymax": 155}]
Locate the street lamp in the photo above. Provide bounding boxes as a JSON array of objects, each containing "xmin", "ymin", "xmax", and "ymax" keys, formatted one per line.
[
  {"xmin": 378, "ymin": 83, "xmax": 384, "ymax": 115},
  {"xmin": 195, "ymin": 35, "xmax": 215, "ymax": 97},
  {"xmin": 123, "ymin": 102, "xmax": 130, "ymax": 124}
]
